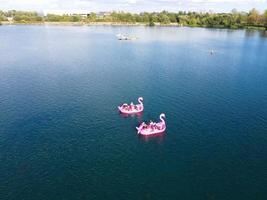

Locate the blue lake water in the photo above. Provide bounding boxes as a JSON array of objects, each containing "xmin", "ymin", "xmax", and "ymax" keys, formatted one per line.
[{"xmin": 0, "ymin": 25, "xmax": 267, "ymax": 200}]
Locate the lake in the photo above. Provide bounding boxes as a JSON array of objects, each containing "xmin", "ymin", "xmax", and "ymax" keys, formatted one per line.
[{"xmin": 0, "ymin": 25, "xmax": 267, "ymax": 200}]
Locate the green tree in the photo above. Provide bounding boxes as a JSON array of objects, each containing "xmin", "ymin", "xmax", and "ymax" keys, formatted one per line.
[
  {"xmin": 188, "ymin": 17, "xmax": 197, "ymax": 26},
  {"xmin": 149, "ymin": 21, "xmax": 155, "ymax": 26},
  {"xmin": 263, "ymin": 10, "xmax": 267, "ymax": 29},
  {"xmin": 0, "ymin": 10, "xmax": 6, "ymax": 21},
  {"xmin": 248, "ymin": 8, "xmax": 260, "ymax": 25},
  {"xmin": 158, "ymin": 13, "xmax": 170, "ymax": 24},
  {"xmin": 140, "ymin": 12, "xmax": 150, "ymax": 23},
  {"xmin": 168, "ymin": 13, "xmax": 177, "ymax": 23},
  {"xmin": 150, "ymin": 14, "xmax": 158, "ymax": 23},
  {"xmin": 178, "ymin": 15, "xmax": 189, "ymax": 25},
  {"xmin": 46, "ymin": 14, "xmax": 62, "ymax": 22},
  {"xmin": 88, "ymin": 12, "xmax": 96, "ymax": 22},
  {"xmin": 12, "ymin": 11, "xmax": 43, "ymax": 22},
  {"xmin": 70, "ymin": 15, "xmax": 81, "ymax": 22}
]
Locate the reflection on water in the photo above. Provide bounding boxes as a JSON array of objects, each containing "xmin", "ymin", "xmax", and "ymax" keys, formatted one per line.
[
  {"xmin": 259, "ymin": 30, "xmax": 267, "ymax": 37},
  {"xmin": 245, "ymin": 29, "xmax": 267, "ymax": 37},
  {"xmin": 138, "ymin": 132, "xmax": 165, "ymax": 143},
  {"xmin": 119, "ymin": 112, "xmax": 143, "ymax": 119}
]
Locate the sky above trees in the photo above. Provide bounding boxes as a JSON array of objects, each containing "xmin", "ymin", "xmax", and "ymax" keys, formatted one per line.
[{"xmin": 0, "ymin": 0, "xmax": 267, "ymax": 13}]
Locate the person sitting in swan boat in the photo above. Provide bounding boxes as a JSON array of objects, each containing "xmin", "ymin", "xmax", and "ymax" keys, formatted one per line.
[{"xmin": 130, "ymin": 102, "xmax": 134, "ymax": 111}]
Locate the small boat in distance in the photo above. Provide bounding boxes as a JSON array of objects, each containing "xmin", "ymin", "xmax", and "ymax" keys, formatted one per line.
[
  {"xmin": 118, "ymin": 97, "xmax": 144, "ymax": 114},
  {"xmin": 136, "ymin": 113, "xmax": 166, "ymax": 136},
  {"xmin": 116, "ymin": 33, "xmax": 138, "ymax": 40}
]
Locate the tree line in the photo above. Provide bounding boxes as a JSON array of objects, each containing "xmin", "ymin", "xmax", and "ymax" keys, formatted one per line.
[{"xmin": 1, "ymin": 9, "xmax": 267, "ymax": 29}]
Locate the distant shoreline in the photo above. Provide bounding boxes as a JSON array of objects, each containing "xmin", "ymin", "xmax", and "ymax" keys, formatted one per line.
[
  {"xmin": 1, "ymin": 21, "xmax": 179, "ymax": 26},
  {"xmin": 1, "ymin": 9, "xmax": 267, "ymax": 31},
  {"xmin": 1, "ymin": 21, "xmax": 266, "ymax": 30}
]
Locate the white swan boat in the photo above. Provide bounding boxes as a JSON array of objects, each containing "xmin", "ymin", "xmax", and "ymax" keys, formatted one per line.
[
  {"xmin": 118, "ymin": 97, "xmax": 144, "ymax": 114},
  {"xmin": 116, "ymin": 34, "xmax": 137, "ymax": 40},
  {"xmin": 136, "ymin": 113, "xmax": 166, "ymax": 136}
]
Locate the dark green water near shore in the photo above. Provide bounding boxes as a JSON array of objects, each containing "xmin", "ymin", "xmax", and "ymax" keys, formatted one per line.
[{"xmin": 0, "ymin": 26, "xmax": 267, "ymax": 200}]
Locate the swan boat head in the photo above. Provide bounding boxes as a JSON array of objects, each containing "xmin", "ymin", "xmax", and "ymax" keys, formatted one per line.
[{"xmin": 160, "ymin": 113, "xmax": 166, "ymax": 119}]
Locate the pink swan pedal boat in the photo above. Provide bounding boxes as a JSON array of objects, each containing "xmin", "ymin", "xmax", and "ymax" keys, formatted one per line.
[
  {"xmin": 118, "ymin": 97, "xmax": 144, "ymax": 114},
  {"xmin": 136, "ymin": 113, "xmax": 166, "ymax": 136}
]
